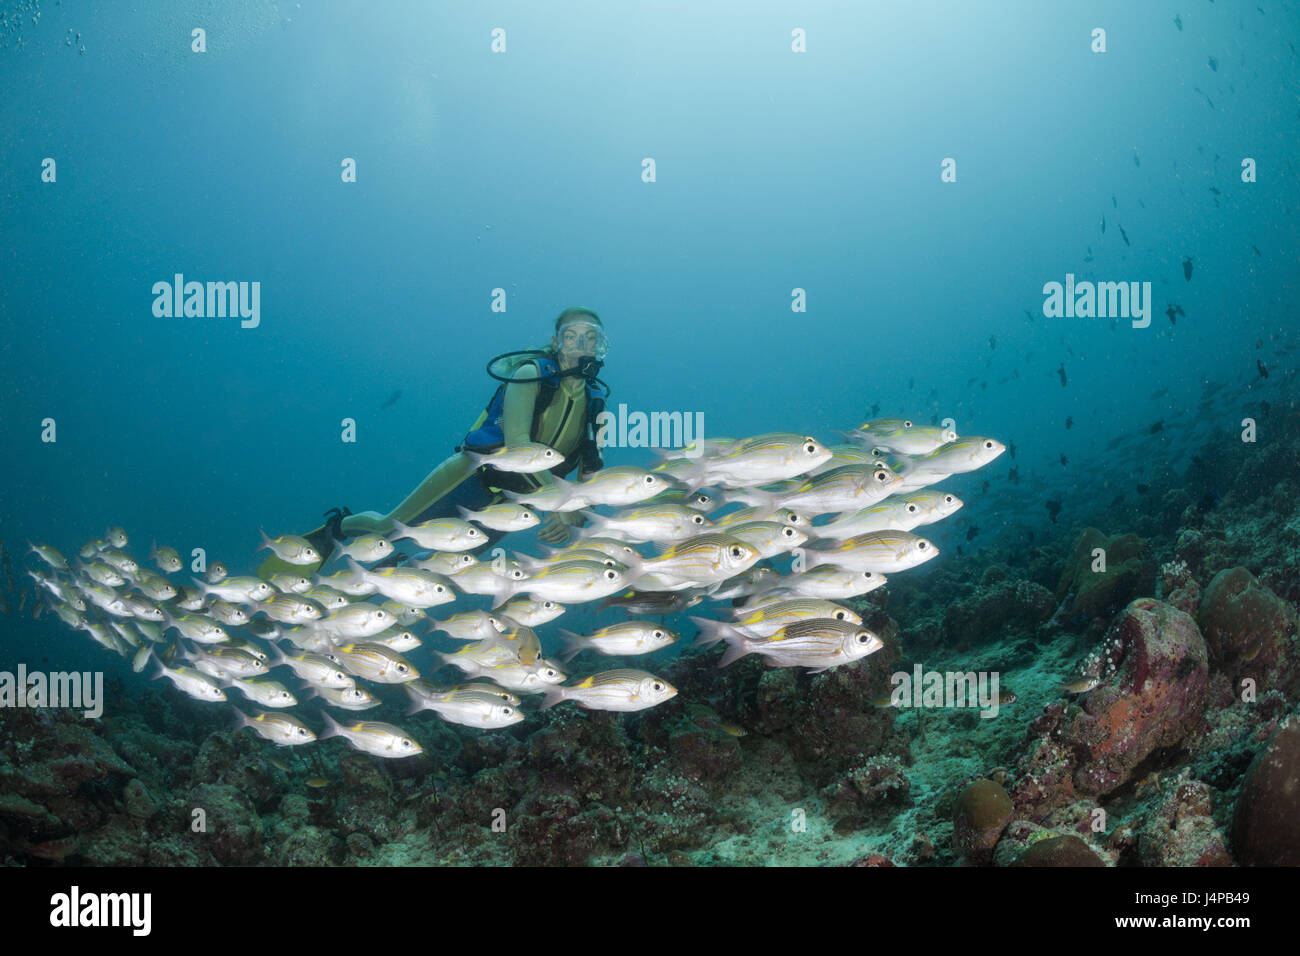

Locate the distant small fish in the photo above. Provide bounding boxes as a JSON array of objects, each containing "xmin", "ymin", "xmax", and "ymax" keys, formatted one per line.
[
  {"xmin": 1136, "ymin": 483, "xmax": 1151, "ymax": 494},
  {"xmin": 1008, "ymin": 440, "xmax": 1017, "ymax": 459},
  {"xmin": 1252, "ymin": 245, "xmax": 1262, "ymax": 257},
  {"xmin": 1059, "ymin": 453, "xmax": 1069, "ymax": 467},
  {"xmin": 1083, "ymin": 255, "xmax": 1094, "ymax": 263},
  {"xmin": 1208, "ymin": 56, "xmax": 1218, "ymax": 71},
  {"xmin": 380, "ymin": 389, "xmax": 403, "ymax": 409},
  {"xmin": 1111, "ymin": 195, "xmax": 1117, "ymax": 208},
  {"xmin": 1046, "ymin": 499, "xmax": 1062, "ymax": 524},
  {"xmin": 1057, "ymin": 363, "xmax": 1067, "ymax": 387},
  {"xmin": 1148, "ymin": 420, "xmax": 1164, "ymax": 435},
  {"xmin": 1208, "ymin": 186, "xmax": 1220, "ymax": 195},
  {"xmin": 1101, "ymin": 215, "xmax": 1106, "ymax": 234},
  {"xmin": 956, "ymin": 545, "xmax": 964, "ymax": 557},
  {"xmin": 267, "ymin": 758, "xmax": 292, "ymax": 773},
  {"xmin": 981, "ymin": 479, "xmax": 990, "ymax": 493},
  {"xmin": 870, "ymin": 402, "xmax": 880, "ymax": 417},
  {"xmin": 1166, "ymin": 305, "xmax": 1178, "ymax": 325},
  {"xmin": 989, "ymin": 335, "xmax": 996, "ymax": 350},
  {"xmin": 1119, "ymin": 226, "xmax": 1130, "ymax": 246},
  {"xmin": 1261, "ymin": 400, "xmax": 1271, "ymax": 418},
  {"xmin": 1174, "ymin": 14, "xmax": 1182, "ymax": 31},
  {"xmin": 306, "ymin": 777, "xmax": 330, "ymax": 789},
  {"xmin": 966, "ymin": 526, "xmax": 979, "ymax": 541},
  {"xmin": 1150, "ymin": 388, "xmax": 1168, "ymax": 399},
  {"xmin": 1061, "ymin": 676, "xmax": 1101, "ymax": 694},
  {"xmin": 1257, "ymin": 359, "xmax": 1269, "ymax": 379},
  {"xmin": 1008, "ymin": 466, "xmax": 1020, "ymax": 484},
  {"xmin": 1132, "ymin": 148, "xmax": 1140, "ymax": 167},
  {"xmin": 1065, "ymin": 416, "xmax": 1073, "ymax": 430},
  {"xmin": 1182, "ymin": 257, "xmax": 1194, "ymax": 281},
  {"xmin": 1196, "ymin": 490, "xmax": 1221, "ymax": 514},
  {"xmin": 1241, "ymin": 642, "xmax": 1263, "ymax": 663},
  {"xmin": 998, "ymin": 689, "xmax": 1017, "ymax": 705}
]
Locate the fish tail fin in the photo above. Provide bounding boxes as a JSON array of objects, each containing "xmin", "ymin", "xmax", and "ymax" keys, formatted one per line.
[
  {"xmin": 540, "ymin": 687, "xmax": 567, "ymax": 711},
  {"xmin": 557, "ymin": 629, "xmax": 585, "ymax": 664},
  {"xmin": 317, "ymin": 711, "xmax": 343, "ymax": 741}
]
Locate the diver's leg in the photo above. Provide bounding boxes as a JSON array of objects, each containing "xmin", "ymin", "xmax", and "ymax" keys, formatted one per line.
[{"xmin": 340, "ymin": 453, "xmax": 476, "ymax": 538}]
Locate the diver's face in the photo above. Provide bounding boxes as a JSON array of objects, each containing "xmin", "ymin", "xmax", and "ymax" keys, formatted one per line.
[{"xmin": 556, "ymin": 323, "xmax": 600, "ymax": 363}]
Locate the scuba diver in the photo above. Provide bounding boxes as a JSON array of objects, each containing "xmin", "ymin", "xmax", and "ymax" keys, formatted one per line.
[{"xmin": 257, "ymin": 307, "xmax": 610, "ymax": 578}]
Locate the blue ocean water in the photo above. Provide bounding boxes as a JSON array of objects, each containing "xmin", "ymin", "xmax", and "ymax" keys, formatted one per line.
[{"xmin": 0, "ymin": 1, "xmax": 1297, "ymax": 870}]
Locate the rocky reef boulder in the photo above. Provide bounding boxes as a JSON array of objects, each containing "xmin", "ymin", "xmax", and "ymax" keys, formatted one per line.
[
  {"xmin": 992, "ymin": 821, "xmax": 1106, "ymax": 866},
  {"xmin": 1231, "ymin": 716, "xmax": 1300, "ymax": 866},
  {"xmin": 1010, "ymin": 599, "xmax": 1209, "ymax": 817},
  {"xmin": 940, "ymin": 576, "xmax": 1055, "ymax": 648},
  {"xmin": 1199, "ymin": 566, "xmax": 1299, "ymax": 694},
  {"xmin": 1138, "ymin": 776, "xmax": 1233, "ymax": 866},
  {"xmin": 952, "ymin": 778, "xmax": 1013, "ymax": 864},
  {"xmin": 1062, "ymin": 599, "xmax": 1209, "ymax": 795},
  {"xmin": 1055, "ymin": 528, "xmax": 1155, "ymax": 623}
]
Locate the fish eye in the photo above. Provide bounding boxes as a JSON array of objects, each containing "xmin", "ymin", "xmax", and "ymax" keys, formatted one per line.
[
  {"xmin": 804, "ymin": 443, "xmax": 817, "ymax": 454},
  {"xmin": 604, "ymin": 569, "xmax": 618, "ymax": 580},
  {"xmin": 836, "ymin": 610, "xmax": 848, "ymax": 619},
  {"xmin": 653, "ymin": 682, "xmax": 664, "ymax": 691},
  {"xmin": 545, "ymin": 450, "xmax": 555, "ymax": 457},
  {"xmin": 730, "ymin": 547, "xmax": 742, "ymax": 557},
  {"xmin": 692, "ymin": 515, "xmax": 704, "ymax": 524},
  {"xmin": 644, "ymin": 475, "xmax": 655, "ymax": 483},
  {"xmin": 984, "ymin": 440, "xmax": 994, "ymax": 449},
  {"xmin": 653, "ymin": 630, "xmax": 664, "ymax": 638},
  {"xmin": 918, "ymin": 541, "xmax": 928, "ymax": 550},
  {"xmin": 398, "ymin": 664, "xmax": 408, "ymax": 674},
  {"xmin": 857, "ymin": 633, "xmax": 870, "ymax": 643},
  {"xmin": 544, "ymin": 602, "xmax": 556, "ymax": 609},
  {"xmin": 903, "ymin": 420, "xmax": 913, "ymax": 428}
]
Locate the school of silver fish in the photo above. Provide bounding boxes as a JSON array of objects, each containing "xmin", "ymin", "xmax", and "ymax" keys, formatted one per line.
[{"xmin": 13, "ymin": 419, "xmax": 1005, "ymax": 758}]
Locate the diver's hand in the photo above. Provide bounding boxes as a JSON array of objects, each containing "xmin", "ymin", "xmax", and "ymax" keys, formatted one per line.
[{"xmin": 538, "ymin": 511, "xmax": 584, "ymax": 545}]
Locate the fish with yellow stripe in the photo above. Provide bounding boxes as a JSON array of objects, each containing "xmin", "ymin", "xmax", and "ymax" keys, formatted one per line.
[{"xmin": 541, "ymin": 669, "xmax": 677, "ymax": 712}]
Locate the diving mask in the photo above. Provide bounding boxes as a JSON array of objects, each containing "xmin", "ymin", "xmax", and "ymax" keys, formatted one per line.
[{"xmin": 557, "ymin": 320, "xmax": 610, "ymax": 361}]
